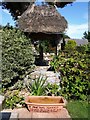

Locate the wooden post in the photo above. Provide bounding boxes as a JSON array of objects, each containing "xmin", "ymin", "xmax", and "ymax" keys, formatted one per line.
[
  {"xmin": 61, "ymin": 37, "xmax": 65, "ymax": 50},
  {"xmin": 55, "ymin": 45, "xmax": 57, "ymax": 56},
  {"xmin": 55, "ymin": 35, "xmax": 60, "ymax": 56},
  {"xmin": 39, "ymin": 42, "xmax": 43, "ymax": 61}
]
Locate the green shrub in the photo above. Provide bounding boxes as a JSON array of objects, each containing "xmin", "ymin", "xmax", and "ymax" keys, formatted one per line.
[
  {"xmin": 76, "ymin": 43, "xmax": 90, "ymax": 53},
  {"xmin": 50, "ymin": 50, "xmax": 89, "ymax": 100},
  {"xmin": 46, "ymin": 83, "xmax": 61, "ymax": 96},
  {"xmin": 65, "ymin": 40, "xmax": 77, "ymax": 51},
  {"xmin": 2, "ymin": 26, "xmax": 35, "ymax": 88},
  {"xmin": 76, "ymin": 45, "xmax": 86, "ymax": 53},
  {"xmin": 5, "ymin": 90, "xmax": 24, "ymax": 109}
]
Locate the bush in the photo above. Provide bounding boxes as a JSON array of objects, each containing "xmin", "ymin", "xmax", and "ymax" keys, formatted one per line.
[
  {"xmin": 65, "ymin": 40, "xmax": 77, "ymax": 51},
  {"xmin": 2, "ymin": 26, "xmax": 35, "ymax": 88},
  {"xmin": 76, "ymin": 43, "xmax": 90, "ymax": 53},
  {"xmin": 46, "ymin": 83, "xmax": 61, "ymax": 96},
  {"xmin": 50, "ymin": 50, "xmax": 89, "ymax": 100},
  {"xmin": 5, "ymin": 90, "xmax": 24, "ymax": 109}
]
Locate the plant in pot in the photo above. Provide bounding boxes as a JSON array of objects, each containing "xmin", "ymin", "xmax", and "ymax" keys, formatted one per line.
[{"xmin": 25, "ymin": 76, "xmax": 66, "ymax": 112}]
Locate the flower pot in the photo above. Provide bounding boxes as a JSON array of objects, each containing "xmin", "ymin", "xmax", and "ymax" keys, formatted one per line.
[{"xmin": 25, "ymin": 96, "xmax": 67, "ymax": 112}]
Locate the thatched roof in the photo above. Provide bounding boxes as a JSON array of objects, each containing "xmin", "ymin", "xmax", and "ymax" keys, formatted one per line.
[{"xmin": 18, "ymin": 4, "xmax": 67, "ymax": 34}]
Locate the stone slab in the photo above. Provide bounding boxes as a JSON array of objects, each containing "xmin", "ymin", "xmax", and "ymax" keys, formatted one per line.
[
  {"xmin": 0, "ymin": 112, "xmax": 18, "ymax": 120},
  {"xmin": 1, "ymin": 108, "xmax": 71, "ymax": 119},
  {"xmin": 0, "ymin": 95, "xmax": 5, "ymax": 111}
]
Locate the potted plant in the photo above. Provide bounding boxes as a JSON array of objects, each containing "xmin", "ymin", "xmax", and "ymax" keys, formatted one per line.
[{"xmin": 25, "ymin": 76, "xmax": 67, "ymax": 112}]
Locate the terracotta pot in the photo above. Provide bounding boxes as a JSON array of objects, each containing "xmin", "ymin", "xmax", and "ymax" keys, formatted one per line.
[{"xmin": 25, "ymin": 96, "xmax": 67, "ymax": 112}]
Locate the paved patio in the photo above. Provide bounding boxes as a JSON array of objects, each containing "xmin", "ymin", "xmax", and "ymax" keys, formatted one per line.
[{"xmin": 1, "ymin": 107, "xmax": 71, "ymax": 119}]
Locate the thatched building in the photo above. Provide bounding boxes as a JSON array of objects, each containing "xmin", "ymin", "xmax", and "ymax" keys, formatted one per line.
[{"xmin": 18, "ymin": 4, "xmax": 67, "ymax": 61}]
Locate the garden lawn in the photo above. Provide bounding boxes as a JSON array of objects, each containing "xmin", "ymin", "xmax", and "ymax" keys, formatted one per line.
[{"xmin": 67, "ymin": 100, "xmax": 89, "ymax": 119}]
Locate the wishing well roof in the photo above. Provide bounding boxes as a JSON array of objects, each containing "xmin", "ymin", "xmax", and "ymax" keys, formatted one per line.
[{"xmin": 18, "ymin": 4, "xmax": 67, "ymax": 34}]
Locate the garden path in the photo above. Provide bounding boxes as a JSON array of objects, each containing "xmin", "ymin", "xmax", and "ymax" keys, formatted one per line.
[
  {"xmin": 24, "ymin": 66, "xmax": 61, "ymax": 86},
  {"xmin": 31, "ymin": 66, "xmax": 60, "ymax": 84}
]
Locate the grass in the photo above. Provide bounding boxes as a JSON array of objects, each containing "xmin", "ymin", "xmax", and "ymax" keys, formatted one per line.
[{"xmin": 66, "ymin": 100, "xmax": 89, "ymax": 120}]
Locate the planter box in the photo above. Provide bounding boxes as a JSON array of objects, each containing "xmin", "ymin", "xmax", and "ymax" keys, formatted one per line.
[{"xmin": 25, "ymin": 96, "xmax": 67, "ymax": 112}]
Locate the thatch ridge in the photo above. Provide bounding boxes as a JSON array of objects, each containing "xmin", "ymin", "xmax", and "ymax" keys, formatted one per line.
[{"xmin": 18, "ymin": 4, "xmax": 68, "ymax": 34}]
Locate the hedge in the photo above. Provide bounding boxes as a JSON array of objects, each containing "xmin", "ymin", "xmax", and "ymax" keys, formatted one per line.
[{"xmin": 2, "ymin": 26, "xmax": 35, "ymax": 88}]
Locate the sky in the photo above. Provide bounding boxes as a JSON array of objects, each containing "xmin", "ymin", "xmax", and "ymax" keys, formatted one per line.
[
  {"xmin": 0, "ymin": 1, "xmax": 89, "ymax": 39},
  {"xmin": 58, "ymin": 2, "xmax": 88, "ymax": 39}
]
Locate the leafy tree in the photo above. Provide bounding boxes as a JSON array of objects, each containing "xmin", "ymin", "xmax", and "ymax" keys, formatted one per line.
[
  {"xmin": 65, "ymin": 40, "xmax": 77, "ymax": 51},
  {"xmin": 83, "ymin": 31, "xmax": 90, "ymax": 42},
  {"xmin": 1, "ymin": 2, "xmax": 34, "ymax": 20},
  {"xmin": 2, "ymin": 26, "xmax": 35, "ymax": 88},
  {"xmin": 45, "ymin": 0, "xmax": 75, "ymax": 8},
  {"xmin": 0, "ymin": 25, "xmax": 2, "ymax": 29},
  {"xmin": 1, "ymin": 0, "xmax": 75, "ymax": 20}
]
